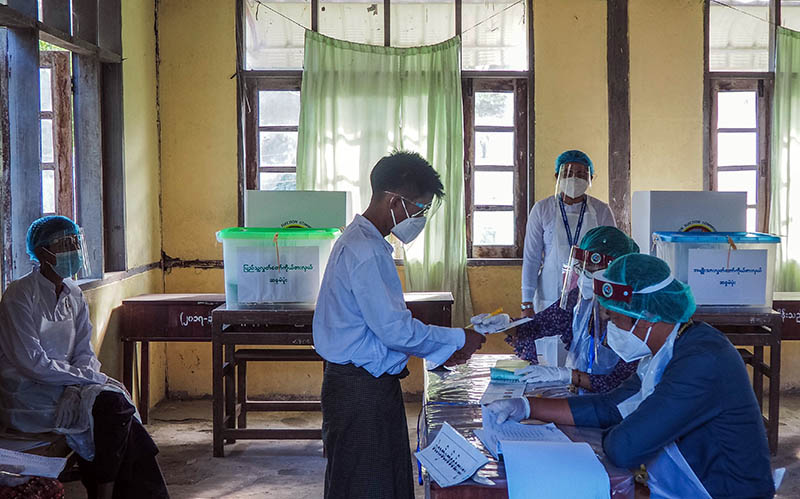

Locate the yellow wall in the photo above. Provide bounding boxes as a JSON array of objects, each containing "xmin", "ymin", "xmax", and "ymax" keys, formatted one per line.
[
  {"xmin": 79, "ymin": 0, "xmax": 167, "ymax": 409},
  {"xmin": 629, "ymin": 0, "xmax": 705, "ymax": 192},
  {"xmin": 533, "ymin": 0, "xmax": 609, "ymax": 203}
]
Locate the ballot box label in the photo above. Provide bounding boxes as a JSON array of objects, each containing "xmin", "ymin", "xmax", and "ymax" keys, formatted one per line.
[
  {"xmin": 687, "ymin": 249, "xmax": 766, "ymax": 305},
  {"xmin": 237, "ymin": 246, "xmax": 320, "ymax": 304}
]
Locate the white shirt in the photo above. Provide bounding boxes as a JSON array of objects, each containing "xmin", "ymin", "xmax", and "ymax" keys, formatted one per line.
[
  {"xmin": 522, "ymin": 195, "xmax": 616, "ymax": 307},
  {"xmin": 0, "ymin": 269, "xmax": 106, "ymax": 387},
  {"xmin": 313, "ymin": 215, "xmax": 465, "ymax": 377}
]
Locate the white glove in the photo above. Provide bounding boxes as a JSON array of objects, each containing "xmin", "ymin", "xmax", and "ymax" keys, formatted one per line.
[
  {"xmin": 515, "ymin": 365, "xmax": 573, "ymax": 385},
  {"xmin": 470, "ymin": 313, "xmax": 511, "ymax": 334},
  {"xmin": 54, "ymin": 385, "xmax": 81, "ymax": 429},
  {"xmin": 484, "ymin": 397, "xmax": 531, "ymax": 424}
]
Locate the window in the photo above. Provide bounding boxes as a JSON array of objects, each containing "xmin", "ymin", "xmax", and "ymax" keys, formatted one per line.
[
  {"xmin": 244, "ymin": 80, "xmax": 302, "ymax": 190},
  {"xmin": 39, "ymin": 48, "xmax": 74, "ymax": 218},
  {"xmin": 710, "ymin": 78, "xmax": 770, "ymax": 232},
  {"xmin": 241, "ymin": 0, "xmax": 532, "ymax": 257},
  {"xmin": 709, "ymin": 1, "xmax": 770, "ymax": 72},
  {"xmin": 463, "ymin": 79, "xmax": 528, "ymax": 258},
  {"xmin": 1, "ymin": 1, "xmax": 124, "ymax": 285}
]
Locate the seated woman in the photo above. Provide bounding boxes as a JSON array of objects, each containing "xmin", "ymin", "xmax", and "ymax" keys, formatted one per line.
[
  {"xmin": 488, "ymin": 253, "xmax": 774, "ymax": 498},
  {"xmin": 508, "ymin": 226, "xmax": 639, "ymax": 392},
  {"xmin": 0, "ymin": 216, "xmax": 169, "ymax": 499}
]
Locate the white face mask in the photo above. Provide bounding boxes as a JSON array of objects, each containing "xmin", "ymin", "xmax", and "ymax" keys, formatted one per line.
[
  {"xmin": 390, "ymin": 199, "xmax": 426, "ymax": 244},
  {"xmin": 561, "ymin": 177, "xmax": 589, "ymax": 198},
  {"xmin": 578, "ymin": 270, "xmax": 595, "ymax": 300},
  {"xmin": 606, "ymin": 318, "xmax": 653, "ymax": 363}
]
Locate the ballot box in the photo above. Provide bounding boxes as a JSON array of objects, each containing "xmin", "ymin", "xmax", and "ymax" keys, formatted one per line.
[
  {"xmin": 654, "ymin": 231, "xmax": 779, "ymax": 310},
  {"xmin": 216, "ymin": 227, "xmax": 340, "ymax": 309}
]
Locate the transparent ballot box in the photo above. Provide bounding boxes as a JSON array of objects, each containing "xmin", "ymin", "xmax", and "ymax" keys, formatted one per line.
[
  {"xmin": 653, "ymin": 231, "xmax": 780, "ymax": 311},
  {"xmin": 216, "ymin": 227, "xmax": 341, "ymax": 310}
]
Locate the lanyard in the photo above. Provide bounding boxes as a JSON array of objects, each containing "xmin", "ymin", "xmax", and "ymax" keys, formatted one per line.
[{"xmin": 559, "ymin": 197, "xmax": 588, "ymax": 247}]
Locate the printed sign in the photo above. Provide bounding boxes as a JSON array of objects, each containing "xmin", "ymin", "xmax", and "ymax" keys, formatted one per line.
[
  {"xmin": 237, "ymin": 246, "xmax": 319, "ymax": 304},
  {"xmin": 687, "ymin": 249, "xmax": 767, "ymax": 305}
]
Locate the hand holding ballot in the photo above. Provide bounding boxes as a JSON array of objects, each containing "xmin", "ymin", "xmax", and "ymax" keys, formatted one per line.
[
  {"xmin": 470, "ymin": 310, "xmax": 511, "ymax": 334},
  {"xmin": 445, "ymin": 329, "xmax": 486, "ymax": 366}
]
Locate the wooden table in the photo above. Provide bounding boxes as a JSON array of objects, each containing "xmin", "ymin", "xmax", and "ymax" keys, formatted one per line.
[
  {"xmin": 422, "ymin": 354, "xmax": 635, "ymax": 498},
  {"xmin": 120, "ymin": 292, "xmax": 452, "ymax": 428},
  {"xmin": 121, "ymin": 293, "xmax": 226, "ymax": 424},
  {"xmin": 692, "ymin": 307, "xmax": 782, "ymax": 454},
  {"xmin": 209, "ymin": 292, "xmax": 454, "ymax": 457},
  {"xmin": 774, "ymin": 292, "xmax": 800, "ymax": 340}
]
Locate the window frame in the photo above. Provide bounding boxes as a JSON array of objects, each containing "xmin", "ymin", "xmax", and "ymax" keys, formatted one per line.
[
  {"xmin": 708, "ymin": 74, "xmax": 773, "ymax": 233},
  {"xmin": 463, "ymin": 77, "xmax": 528, "ymax": 258},
  {"xmin": 237, "ymin": 0, "xmax": 533, "ymax": 260},
  {"xmin": 244, "ymin": 75, "xmax": 303, "ymax": 191},
  {"xmin": 39, "ymin": 50, "xmax": 74, "ymax": 219},
  {"xmin": 0, "ymin": 1, "xmax": 124, "ymax": 287}
]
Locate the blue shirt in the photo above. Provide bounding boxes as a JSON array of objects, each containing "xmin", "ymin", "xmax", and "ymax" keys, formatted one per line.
[
  {"xmin": 569, "ymin": 322, "xmax": 774, "ymax": 498},
  {"xmin": 313, "ymin": 215, "xmax": 465, "ymax": 377}
]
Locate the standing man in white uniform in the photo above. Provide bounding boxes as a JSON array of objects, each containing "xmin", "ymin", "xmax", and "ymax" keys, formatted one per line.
[
  {"xmin": 313, "ymin": 151, "xmax": 485, "ymax": 499},
  {"xmin": 521, "ymin": 150, "xmax": 615, "ymax": 316}
]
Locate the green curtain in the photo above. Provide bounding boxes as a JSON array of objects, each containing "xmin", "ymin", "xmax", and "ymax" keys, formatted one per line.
[
  {"xmin": 771, "ymin": 27, "xmax": 800, "ymax": 292},
  {"xmin": 296, "ymin": 31, "xmax": 473, "ymax": 324}
]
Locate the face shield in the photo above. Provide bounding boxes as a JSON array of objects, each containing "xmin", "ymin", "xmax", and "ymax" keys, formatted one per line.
[
  {"xmin": 40, "ymin": 229, "xmax": 91, "ymax": 279},
  {"xmin": 554, "ymin": 162, "xmax": 593, "ymax": 200},
  {"xmin": 559, "ymin": 246, "xmax": 616, "ymax": 310}
]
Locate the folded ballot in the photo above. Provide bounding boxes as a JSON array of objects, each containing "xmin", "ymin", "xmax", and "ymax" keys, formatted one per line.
[{"xmin": 415, "ymin": 422, "xmax": 488, "ymax": 488}]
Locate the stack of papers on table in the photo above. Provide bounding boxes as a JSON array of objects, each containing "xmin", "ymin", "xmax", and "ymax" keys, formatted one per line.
[
  {"xmin": 502, "ymin": 440, "xmax": 610, "ymax": 499},
  {"xmin": 0, "ymin": 448, "xmax": 66, "ymax": 478},
  {"xmin": 415, "ymin": 422, "xmax": 488, "ymax": 488},
  {"xmin": 474, "ymin": 406, "xmax": 571, "ymax": 460}
]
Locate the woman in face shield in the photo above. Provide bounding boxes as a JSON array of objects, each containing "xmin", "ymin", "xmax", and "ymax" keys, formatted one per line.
[
  {"xmin": 0, "ymin": 216, "xmax": 169, "ymax": 499},
  {"xmin": 508, "ymin": 226, "xmax": 639, "ymax": 393},
  {"xmin": 521, "ymin": 150, "xmax": 616, "ymax": 317},
  {"xmin": 488, "ymin": 254, "xmax": 775, "ymax": 498}
]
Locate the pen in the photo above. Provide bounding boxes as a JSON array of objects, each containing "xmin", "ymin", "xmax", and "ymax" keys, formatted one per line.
[{"xmin": 464, "ymin": 307, "xmax": 503, "ymax": 330}]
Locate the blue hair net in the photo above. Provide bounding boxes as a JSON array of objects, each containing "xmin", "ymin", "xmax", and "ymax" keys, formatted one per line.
[
  {"xmin": 555, "ymin": 150, "xmax": 594, "ymax": 175},
  {"xmin": 26, "ymin": 216, "xmax": 80, "ymax": 263},
  {"xmin": 598, "ymin": 253, "xmax": 696, "ymax": 323},
  {"xmin": 579, "ymin": 226, "xmax": 639, "ymax": 260}
]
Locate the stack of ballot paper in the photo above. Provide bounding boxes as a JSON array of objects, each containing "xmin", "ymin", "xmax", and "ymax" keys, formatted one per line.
[
  {"xmin": 0, "ymin": 448, "xmax": 66, "ymax": 479},
  {"xmin": 415, "ymin": 422, "xmax": 488, "ymax": 488},
  {"xmin": 474, "ymin": 406, "xmax": 571, "ymax": 460},
  {"xmin": 502, "ymin": 440, "xmax": 610, "ymax": 499}
]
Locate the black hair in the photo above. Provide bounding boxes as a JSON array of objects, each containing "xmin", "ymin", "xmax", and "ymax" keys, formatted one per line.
[{"xmin": 370, "ymin": 150, "xmax": 445, "ymax": 200}]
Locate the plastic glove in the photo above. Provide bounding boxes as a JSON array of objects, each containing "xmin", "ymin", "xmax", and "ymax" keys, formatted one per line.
[
  {"xmin": 54, "ymin": 385, "xmax": 81, "ymax": 429},
  {"xmin": 484, "ymin": 397, "xmax": 531, "ymax": 425},
  {"xmin": 515, "ymin": 365, "xmax": 573, "ymax": 385},
  {"xmin": 470, "ymin": 313, "xmax": 511, "ymax": 334}
]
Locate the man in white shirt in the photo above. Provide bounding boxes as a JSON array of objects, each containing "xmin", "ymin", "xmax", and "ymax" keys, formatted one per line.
[{"xmin": 314, "ymin": 151, "xmax": 485, "ymax": 498}]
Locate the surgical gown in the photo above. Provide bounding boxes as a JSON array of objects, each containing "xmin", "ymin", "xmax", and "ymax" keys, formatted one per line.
[{"xmin": 568, "ymin": 322, "xmax": 774, "ymax": 498}]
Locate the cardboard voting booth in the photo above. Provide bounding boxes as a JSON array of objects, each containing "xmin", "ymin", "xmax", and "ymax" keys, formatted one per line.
[{"xmin": 632, "ymin": 191, "xmax": 746, "ymax": 255}]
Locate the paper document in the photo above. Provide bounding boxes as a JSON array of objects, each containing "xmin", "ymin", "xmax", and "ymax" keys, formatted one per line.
[
  {"xmin": 415, "ymin": 422, "xmax": 488, "ymax": 488},
  {"xmin": 479, "ymin": 382, "xmax": 526, "ymax": 405},
  {"xmin": 475, "ymin": 405, "xmax": 571, "ymax": 459},
  {"xmin": 502, "ymin": 440, "xmax": 610, "ymax": 499},
  {"xmin": 0, "ymin": 448, "xmax": 66, "ymax": 478},
  {"xmin": 479, "ymin": 317, "xmax": 533, "ymax": 335}
]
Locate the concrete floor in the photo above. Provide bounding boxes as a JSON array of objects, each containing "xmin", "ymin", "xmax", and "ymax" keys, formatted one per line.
[{"xmin": 62, "ymin": 395, "xmax": 800, "ymax": 498}]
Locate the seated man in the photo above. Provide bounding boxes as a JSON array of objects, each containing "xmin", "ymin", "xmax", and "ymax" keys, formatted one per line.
[
  {"xmin": 508, "ymin": 226, "xmax": 639, "ymax": 392},
  {"xmin": 487, "ymin": 253, "xmax": 774, "ymax": 498},
  {"xmin": 0, "ymin": 216, "xmax": 169, "ymax": 499}
]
